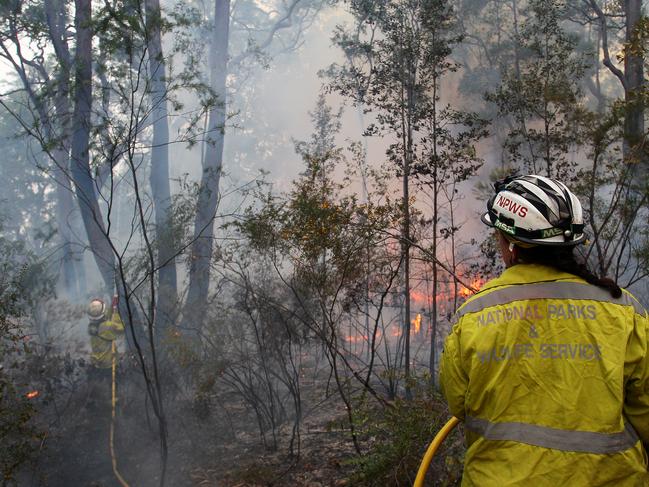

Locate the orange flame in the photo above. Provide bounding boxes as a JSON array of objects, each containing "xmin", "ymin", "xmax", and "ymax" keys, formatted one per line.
[
  {"xmin": 26, "ymin": 391, "xmax": 39, "ymax": 399},
  {"xmin": 411, "ymin": 313, "xmax": 422, "ymax": 334},
  {"xmin": 460, "ymin": 278, "xmax": 484, "ymax": 298},
  {"xmin": 343, "ymin": 334, "xmax": 369, "ymax": 343},
  {"xmin": 410, "ymin": 290, "xmax": 432, "ymax": 306}
]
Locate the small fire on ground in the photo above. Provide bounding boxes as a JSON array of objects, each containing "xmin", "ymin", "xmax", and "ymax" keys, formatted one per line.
[
  {"xmin": 411, "ymin": 279, "xmax": 485, "ymax": 305},
  {"xmin": 26, "ymin": 390, "xmax": 39, "ymax": 399},
  {"xmin": 411, "ymin": 313, "xmax": 422, "ymax": 334},
  {"xmin": 342, "ymin": 278, "xmax": 484, "ymax": 343}
]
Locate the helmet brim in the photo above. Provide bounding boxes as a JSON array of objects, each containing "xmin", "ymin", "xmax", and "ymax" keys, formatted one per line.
[
  {"xmin": 481, "ymin": 211, "xmax": 586, "ymax": 247},
  {"xmin": 480, "ymin": 211, "xmax": 495, "ymax": 227}
]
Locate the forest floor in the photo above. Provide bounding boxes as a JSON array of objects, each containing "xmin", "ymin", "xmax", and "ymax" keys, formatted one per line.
[
  {"xmin": 190, "ymin": 384, "xmax": 355, "ymax": 487},
  {"xmin": 190, "ymin": 405, "xmax": 360, "ymax": 487},
  {"xmin": 187, "ymin": 370, "xmax": 362, "ymax": 486},
  {"xmin": 20, "ymin": 355, "xmax": 367, "ymax": 487}
]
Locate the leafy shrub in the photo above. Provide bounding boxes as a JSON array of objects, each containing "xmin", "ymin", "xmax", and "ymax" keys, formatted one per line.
[
  {"xmin": 0, "ymin": 268, "xmax": 41, "ymax": 485},
  {"xmin": 350, "ymin": 385, "xmax": 464, "ymax": 486}
]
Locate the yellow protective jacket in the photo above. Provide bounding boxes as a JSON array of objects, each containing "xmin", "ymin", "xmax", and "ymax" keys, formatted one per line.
[
  {"xmin": 88, "ymin": 311, "xmax": 124, "ymax": 369},
  {"xmin": 439, "ymin": 263, "xmax": 649, "ymax": 486}
]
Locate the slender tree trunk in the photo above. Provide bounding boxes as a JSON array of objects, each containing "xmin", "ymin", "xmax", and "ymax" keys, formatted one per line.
[
  {"xmin": 53, "ymin": 150, "xmax": 78, "ymax": 296},
  {"xmin": 70, "ymin": 0, "xmax": 116, "ymax": 293},
  {"xmin": 512, "ymin": 0, "xmax": 522, "ymax": 81},
  {"xmin": 450, "ymin": 188, "xmax": 458, "ymax": 312},
  {"xmin": 356, "ymin": 104, "xmax": 371, "ymax": 360},
  {"xmin": 590, "ymin": 25, "xmax": 606, "ymax": 113},
  {"xmin": 54, "ymin": 110, "xmax": 85, "ymax": 300},
  {"xmin": 145, "ymin": 0, "xmax": 178, "ymax": 333},
  {"xmin": 46, "ymin": 100, "xmax": 78, "ymax": 298},
  {"xmin": 403, "ymin": 161, "xmax": 411, "ymax": 395},
  {"xmin": 184, "ymin": 0, "xmax": 230, "ymax": 338},
  {"xmin": 402, "ymin": 73, "xmax": 413, "ymax": 399},
  {"xmin": 429, "ymin": 74, "xmax": 439, "ymax": 384},
  {"xmin": 430, "ymin": 177, "xmax": 438, "ymax": 384},
  {"xmin": 624, "ymin": 0, "xmax": 645, "ymax": 172},
  {"xmin": 42, "ymin": 0, "xmax": 84, "ymax": 297}
]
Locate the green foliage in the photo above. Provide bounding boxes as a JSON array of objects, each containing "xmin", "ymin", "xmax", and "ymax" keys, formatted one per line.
[
  {"xmin": 0, "ymin": 267, "xmax": 40, "ymax": 485},
  {"xmin": 328, "ymin": 0, "xmax": 485, "ymax": 182},
  {"xmin": 486, "ymin": 0, "xmax": 592, "ymax": 180},
  {"xmin": 237, "ymin": 95, "xmax": 402, "ymax": 305},
  {"xmin": 0, "ymin": 213, "xmax": 56, "ymax": 328},
  {"xmin": 327, "ymin": 0, "xmax": 488, "ymax": 293},
  {"xmin": 0, "ymin": 110, "xmax": 53, "ymax": 249},
  {"xmin": 349, "ymin": 384, "xmax": 463, "ymax": 486},
  {"xmin": 567, "ymin": 104, "xmax": 649, "ymax": 286},
  {"xmin": 470, "ymin": 0, "xmax": 649, "ymax": 287}
]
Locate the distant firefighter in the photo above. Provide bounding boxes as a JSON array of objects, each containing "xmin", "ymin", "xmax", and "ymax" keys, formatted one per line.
[{"xmin": 87, "ymin": 296, "xmax": 124, "ymax": 376}]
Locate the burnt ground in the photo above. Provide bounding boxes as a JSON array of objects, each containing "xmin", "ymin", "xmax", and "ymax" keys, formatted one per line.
[
  {"xmin": 188, "ymin": 397, "xmax": 360, "ymax": 487},
  {"xmin": 14, "ymin": 341, "xmax": 462, "ymax": 487},
  {"xmin": 19, "ymin": 359, "xmax": 363, "ymax": 487}
]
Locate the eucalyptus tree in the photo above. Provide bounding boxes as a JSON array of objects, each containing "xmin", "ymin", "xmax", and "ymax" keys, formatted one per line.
[
  {"xmin": 327, "ymin": 0, "xmax": 486, "ymax": 387},
  {"xmin": 0, "ymin": 0, "xmax": 85, "ymax": 297},
  {"xmin": 0, "ymin": 0, "xmax": 174, "ymax": 308},
  {"xmin": 183, "ymin": 0, "xmax": 333, "ymax": 339},
  {"xmin": 486, "ymin": 0, "xmax": 592, "ymax": 180},
  {"xmin": 583, "ymin": 0, "xmax": 645, "ymax": 170},
  {"xmin": 142, "ymin": 0, "xmax": 177, "ymax": 330},
  {"xmin": 0, "ymin": 2, "xmax": 213, "ymax": 483},
  {"xmin": 480, "ymin": 0, "xmax": 649, "ymax": 289},
  {"xmin": 235, "ymin": 95, "xmax": 402, "ymax": 450}
]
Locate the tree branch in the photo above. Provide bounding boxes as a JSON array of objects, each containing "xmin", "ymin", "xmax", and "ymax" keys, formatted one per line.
[{"xmin": 586, "ymin": 0, "xmax": 627, "ymax": 90}]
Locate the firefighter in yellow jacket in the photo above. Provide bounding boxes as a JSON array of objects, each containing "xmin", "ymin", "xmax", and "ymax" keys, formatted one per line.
[
  {"xmin": 439, "ymin": 175, "xmax": 649, "ymax": 486},
  {"xmin": 87, "ymin": 297, "xmax": 124, "ymax": 375}
]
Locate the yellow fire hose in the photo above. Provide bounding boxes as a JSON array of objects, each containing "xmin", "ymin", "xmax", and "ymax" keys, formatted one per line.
[
  {"xmin": 110, "ymin": 341, "xmax": 130, "ymax": 487},
  {"xmin": 413, "ymin": 416, "xmax": 461, "ymax": 487}
]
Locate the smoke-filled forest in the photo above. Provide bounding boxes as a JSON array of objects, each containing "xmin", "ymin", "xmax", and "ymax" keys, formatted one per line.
[{"xmin": 1, "ymin": 0, "xmax": 648, "ymax": 485}]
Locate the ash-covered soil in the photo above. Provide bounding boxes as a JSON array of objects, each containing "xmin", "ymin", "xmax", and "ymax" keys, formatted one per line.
[{"xmin": 21, "ymin": 356, "xmax": 365, "ymax": 487}]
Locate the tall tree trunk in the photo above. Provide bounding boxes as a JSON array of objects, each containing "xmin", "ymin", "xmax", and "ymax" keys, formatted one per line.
[
  {"xmin": 53, "ymin": 80, "xmax": 83, "ymax": 300},
  {"xmin": 402, "ymin": 160, "xmax": 411, "ymax": 395},
  {"xmin": 429, "ymin": 75, "xmax": 439, "ymax": 385},
  {"xmin": 512, "ymin": 0, "xmax": 522, "ymax": 81},
  {"xmin": 145, "ymin": 0, "xmax": 178, "ymax": 333},
  {"xmin": 42, "ymin": 0, "xmax": 84, "ymax": 297},
  {"xmin": 400, "ymin": 59, "xmax": 412, "ymax": 398},
  {"xmin": 430, "ymin": 177, "xmax": 438, "ymax": 385},
  {"xmin": 70, "ymin": 0, "xmax": 116, "ymax": 292},
  {"xmin": 624, "ymin": 0, "xmax": 645, "ymax": 173},
  {"xmin": 53, "ymin": 150, "xmax": 78, "ymax": 296},
  {"xmin": 183, "ymin": 0, "xmax": 230, "ymax": 338}
]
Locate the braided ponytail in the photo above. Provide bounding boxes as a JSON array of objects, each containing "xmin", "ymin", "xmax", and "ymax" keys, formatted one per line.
[{"xmin": 517, "ymin": 246, "xmax": 622, "ymax": 299}]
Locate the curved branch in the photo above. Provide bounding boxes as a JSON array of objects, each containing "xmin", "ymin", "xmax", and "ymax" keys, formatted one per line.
[{"xmin": 586, "ymin": 0, "xmax": 627, "ymax": 90}]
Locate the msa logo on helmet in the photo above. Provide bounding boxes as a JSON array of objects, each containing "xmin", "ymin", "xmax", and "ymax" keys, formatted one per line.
[
  {"xmin": 494, "ymin": 220, "xmax": 516, "ymax": 235},
  {"xmin": 496, "ymin": 195, "xmax": 528, "ymax": 217},
  {"xmin": 541, "ymin": 228, "xmax": 564, "ymax": 238}
]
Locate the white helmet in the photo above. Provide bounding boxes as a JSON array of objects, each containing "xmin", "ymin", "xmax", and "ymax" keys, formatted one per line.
[
  {"xmin": 481, "ymin": 174, "xmax": 586, "ymax": 246},
  {"xmin": 87, "ymin": 298, "xmax": 106, "ymax": 320}
]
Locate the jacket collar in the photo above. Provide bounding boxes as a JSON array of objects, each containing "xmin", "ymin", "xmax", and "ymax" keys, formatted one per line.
[{"xmin": 480, "ymin": 263, "xmax": 581, "ymax": 292}]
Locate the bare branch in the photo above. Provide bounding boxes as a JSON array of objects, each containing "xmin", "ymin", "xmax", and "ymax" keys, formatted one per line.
[{"xmin": 585, "ymin": 0, "xmax": 626, "ymax": 89}]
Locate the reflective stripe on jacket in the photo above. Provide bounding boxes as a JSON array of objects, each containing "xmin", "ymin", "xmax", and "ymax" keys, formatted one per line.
[{"xmin": 439, "ymin": 263, "xmax": 649, "ymax": 487}]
